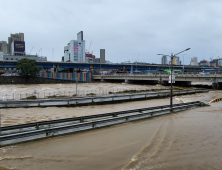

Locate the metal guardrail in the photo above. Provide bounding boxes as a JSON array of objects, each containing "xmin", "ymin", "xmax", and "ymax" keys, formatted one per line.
[
  {"xmin": 94, "ymin": 72, "xmax": 222, "ymax": 76},
  {"xmin": 93, "ymin": 73, "xmax": 222, "ymax": 83},
  {"xmin": 0, "ymin": 101, "xmax": 201, "ymax": 145},
  {"xmin": 0, "ymin": 89, "xmax": 209, "ymax": 108}
]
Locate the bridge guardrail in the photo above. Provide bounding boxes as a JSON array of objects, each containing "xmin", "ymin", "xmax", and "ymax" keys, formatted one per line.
[
  {"xmin": 0, "ymin": 89, "xmax": 209, "ymax": 109},
  {"xmin": 0, "ymin": 87, "xmax": 156, "ymax": 101}
]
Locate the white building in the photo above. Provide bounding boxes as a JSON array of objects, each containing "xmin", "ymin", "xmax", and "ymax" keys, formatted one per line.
[
  {"xmin": 190, "ymin": 57, "xmax": 198, "ymax": 66},
  {"xmin": 64, "ymin": 31, "xmax": 85, "ymax": 62}
]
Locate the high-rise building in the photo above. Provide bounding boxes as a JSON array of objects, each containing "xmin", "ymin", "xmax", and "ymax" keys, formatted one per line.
[
  {"xmin": 100, "ymin": 49, "xmax": 105, "ymax": 63},
  {"xmin": 210, "ymin": 59, "xmax": 218, "ymax": 67},
  {"xmin": 218, "ymin": 59, "xmax": 222, "ymax": 67},
  {"xmin": 190, "ymin": 57, "xmax": 198, "ymax": 66},
  {"xmin": 8, "ymin": 33, "xmax": 24, "ymax": 54},
  {"xmin": 175, "ymin": 56, "xmax": 180, "ymax": 65},
  {"xmin": 172, "ymin": 56, "xmax": 180, "ymax": 65},
  {"xmin": 0, "ymin": 41, "xmax": 8, "ymax": 54},
  {"xmin": 161, "ymin": 55, "xmax": 168, "ymax": 65},
  {"xmin": 64, "ymin": 31, "xmax": 86, "ymax": 62}
]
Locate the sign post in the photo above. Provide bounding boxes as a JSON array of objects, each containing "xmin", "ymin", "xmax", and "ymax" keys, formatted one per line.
[{"xmin": 168, "ymin": 74, "xmax": 175, "ymax": 83}]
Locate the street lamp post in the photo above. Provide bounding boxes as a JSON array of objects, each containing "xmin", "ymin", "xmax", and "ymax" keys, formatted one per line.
[
  {"xmin": 76, "ymin": 73, "xmax": 78, "ymax": 96},
  {"xmin": 100, "ymin": 62, "xmax": 101, "ymax": 75},
  {"xmin": 158, "ymin": 48, "xmax": 190, "ymax": 111},
  {"xmin": 136, "ymin": 53, "xmax": 140, "ymax": 71},
  {"xmin": 76, "ymin": 70, "xmax": 79, "ymax": 96},
  {"xmin": 183, "ymin": 54, "xmax": 187, "ymax": 74},
  {"xmin": 131, "ymin": 53, "xmax": 134, "ymax": 74}
]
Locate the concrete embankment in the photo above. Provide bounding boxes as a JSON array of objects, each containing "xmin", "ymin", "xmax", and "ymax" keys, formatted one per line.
[{"xmin": 0, "ymin": 76, "xmax": 75, "ymax": 84}]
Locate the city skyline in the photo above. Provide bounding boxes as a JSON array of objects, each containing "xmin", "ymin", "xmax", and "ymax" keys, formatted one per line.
[{"xmin": 1, "ymin": 1, "xmax": 222, "ymax": 64}]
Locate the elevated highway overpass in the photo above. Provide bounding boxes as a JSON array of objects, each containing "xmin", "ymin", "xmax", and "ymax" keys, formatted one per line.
[
  {"xmin": 93, "ymin": 73, "xmax": 222, "ymax": 89},
  {"xmin": 0, "ymin": 60, "xmax": 212, "ymax": 73}
]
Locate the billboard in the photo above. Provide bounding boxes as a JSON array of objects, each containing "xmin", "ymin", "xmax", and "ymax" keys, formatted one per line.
[
  {"xmin": 14, "ymin": 41, "xmax": 25, "ymax": 52},
  {"xmin": 74, "ymin": 45, "xmax": 78, "ymax": 52}
]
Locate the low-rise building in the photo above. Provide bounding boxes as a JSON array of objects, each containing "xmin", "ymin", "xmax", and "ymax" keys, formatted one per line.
[{"xmin": 1, "ymin": 54, "xmax": 47, "ymax": 62}]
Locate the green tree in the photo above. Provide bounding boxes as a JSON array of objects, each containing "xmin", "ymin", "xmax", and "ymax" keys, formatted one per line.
[{"xmin": 16, "ymin": 58, "xmax": 39, "ymax": 80}]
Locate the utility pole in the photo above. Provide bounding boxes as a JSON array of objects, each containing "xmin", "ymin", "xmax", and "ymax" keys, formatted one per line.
[
  {"xmin": 131, "ymin": 53, "xmax": 134, "ymax": 74},
  {"xmin": 170, "ymin": 53, "xmax": 173, "ymax": 109},
  {"xmin": 76, "ymin": 71, "xmax": 78, "ymax": 96},
  {"xmin": 183, "ymin": 54, "xmax": 187, "ymax": 74}
]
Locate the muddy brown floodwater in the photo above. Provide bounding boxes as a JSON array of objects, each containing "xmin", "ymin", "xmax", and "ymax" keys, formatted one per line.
[
  {"xmin": 0, "ymin": 83, "xmax": 169, "ymax": 100},
  {"xmin": 0, "ymin": 83, "xmax": 222, "ymax": 170}
]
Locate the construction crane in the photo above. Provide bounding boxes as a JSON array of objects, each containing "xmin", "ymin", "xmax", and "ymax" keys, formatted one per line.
[{"xmin": 30, "ymin": 46, "xmax": 34, "ymax": 55}]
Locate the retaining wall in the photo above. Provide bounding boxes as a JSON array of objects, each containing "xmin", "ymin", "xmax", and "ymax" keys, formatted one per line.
[
  {"xmin": 0, "ymin": 72, "xmax": 93, "ymax": 84},
  {"xmin": 0, "ymin": 76, "xmax": 76, "ymax": 84},
  {"xmin": 39, "ymin": 72, "xmax": 93, "ymax": 82}
]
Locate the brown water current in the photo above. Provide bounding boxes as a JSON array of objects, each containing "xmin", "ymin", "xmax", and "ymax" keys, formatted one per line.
[
  {"xmin": 0, "ymin": 83, "xmax": 222, "ymax": 170},
  {"xmin": 0, "ymin": 83, "xmax": 169, "ymax": 100}
]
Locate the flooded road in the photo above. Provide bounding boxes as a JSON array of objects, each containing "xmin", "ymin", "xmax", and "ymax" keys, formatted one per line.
[{"xmin": 0, "ymin": 83, "xmax": 222, "ymax": 170}]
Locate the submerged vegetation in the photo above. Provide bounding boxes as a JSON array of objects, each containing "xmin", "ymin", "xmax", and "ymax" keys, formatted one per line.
[
  {"xmin": 86, "ymin": 93, "xmax": 96, "ymax": 96},
  {"xmin": 26, "ymin": 95, "xmax": 37, "ymax": 100}
]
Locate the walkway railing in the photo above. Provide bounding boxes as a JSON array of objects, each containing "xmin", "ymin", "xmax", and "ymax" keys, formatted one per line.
[
  {"xmin": 0, "ymin": 89, "xmax": 209, "ymax": 108},
  {"xmin": 94, "ymin": 71, "xmax": 222, "ymax": 76}
]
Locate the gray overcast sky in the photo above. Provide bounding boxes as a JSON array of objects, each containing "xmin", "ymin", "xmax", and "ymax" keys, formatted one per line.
[{"xmin": 1, "ymin": 0, "xmax": 222, "ymax": 64}]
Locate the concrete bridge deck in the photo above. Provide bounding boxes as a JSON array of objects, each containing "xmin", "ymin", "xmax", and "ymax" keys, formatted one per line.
[{"xmin": 93, "ymin": 73, "xmax": 222, "ymax": 89}]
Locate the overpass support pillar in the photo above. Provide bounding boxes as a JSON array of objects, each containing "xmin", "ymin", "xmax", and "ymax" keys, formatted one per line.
[
  {"xmin": 159, "ymin": 81, "xmax": 168, "ymax": 86},
  {"xmin": 101, "ymin": 77, "xmax": 105, "ymax": 82},
  {"xmin": 125, "ymin": 79, "xmax": 129, "ymax": 83},
  {"xmin": 212, "ymin": 82, "xmax": 222, "ymax": 90},
  {"xmin": 175, "ymin": 81, "xmax": 191, "ymax": 86}
]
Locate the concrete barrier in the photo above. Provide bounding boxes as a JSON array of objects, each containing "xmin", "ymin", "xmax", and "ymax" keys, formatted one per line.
[{"xmin": 209, "ymin": 97, "xmax": 222, "ymax": 103}]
